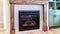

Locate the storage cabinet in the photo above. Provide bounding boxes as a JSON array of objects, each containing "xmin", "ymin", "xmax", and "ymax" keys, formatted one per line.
[{"xmin": 48, "ymin": 0, "xmax": 60, "ymax": 27}]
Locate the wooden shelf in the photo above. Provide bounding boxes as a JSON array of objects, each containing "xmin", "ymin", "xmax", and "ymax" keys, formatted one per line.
[{"xmin": 10, "ymin": 0, "xmax": 48, "ymax": 4}]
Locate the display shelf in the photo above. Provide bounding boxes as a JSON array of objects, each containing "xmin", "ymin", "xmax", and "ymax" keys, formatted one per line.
[
  {"xmin": 56, "ymin": 0, "xmax": 60, "ymax": 1},
  {"xmin": 56, "ymin": 2, "xmax": 60, "ymax": 10},
  {"xmin": 49, "ymin": 2, "xmax": 55, "ymax": 10},
  {"xmin": 49, "ymin": 0, "xmax": 60, "ymax": 10}
]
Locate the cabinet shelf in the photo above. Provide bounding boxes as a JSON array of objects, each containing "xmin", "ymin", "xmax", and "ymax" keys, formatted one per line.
[{"xmin": 49, "ymin": 0, "xmax": 60, "ymax": 10}]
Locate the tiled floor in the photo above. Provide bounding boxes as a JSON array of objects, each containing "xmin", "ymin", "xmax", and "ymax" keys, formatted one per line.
[
  {"xmin": 0, "ymin": 27, "xmax": 60, "ymax": 34},
  {"xmin": 46, "ymin": 28, "xmax": 60, "ymax": 34},
  {"xmin": 0, "ymin": 28, "xmax": 5, "ymax": 34},
  {"xmin": 0, "ymin": 24, "xmax": 5, "ymax": 34}
]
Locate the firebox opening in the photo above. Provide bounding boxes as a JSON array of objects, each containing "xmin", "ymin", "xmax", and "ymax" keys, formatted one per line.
[{"xmin": 19, "ymin": 10, "xmax": 40, "ymax": 31}]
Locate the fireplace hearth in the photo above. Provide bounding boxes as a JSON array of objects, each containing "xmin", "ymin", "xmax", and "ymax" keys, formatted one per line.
[{"xmin": 19, "ymin": 11, "xmax": 40, "ymax": 31}]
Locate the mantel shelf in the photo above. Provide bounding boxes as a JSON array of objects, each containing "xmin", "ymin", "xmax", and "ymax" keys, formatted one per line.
[{"xmin": 10, "ymin": 0, "xmax": 48, "ymax": 4}]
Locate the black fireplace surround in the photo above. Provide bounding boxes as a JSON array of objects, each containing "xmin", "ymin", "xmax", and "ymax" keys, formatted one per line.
[{"xmin": 19, "ymin": 10, "xmax": 40, "ymax": 31}]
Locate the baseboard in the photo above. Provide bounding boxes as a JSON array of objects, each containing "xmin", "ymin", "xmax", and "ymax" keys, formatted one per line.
[{"xmin": 49, "ymin": 26, "xmax": 60, "ymax": 29}]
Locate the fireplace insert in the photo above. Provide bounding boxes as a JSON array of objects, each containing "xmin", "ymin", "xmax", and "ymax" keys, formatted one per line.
[{"xmin": 19, "ymin": 11, "xmax": 40, "ymax": 31}]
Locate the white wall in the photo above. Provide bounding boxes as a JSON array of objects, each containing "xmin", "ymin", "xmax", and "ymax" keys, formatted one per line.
[
  {"xmin": 4, "ymin": 0, "xmax": 10, "ymax": 34},
  {"xmin": 0, "ymin": 0, "xmax": 3, "ymax": 25}
]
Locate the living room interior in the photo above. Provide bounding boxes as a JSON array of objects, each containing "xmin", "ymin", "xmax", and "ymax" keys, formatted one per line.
[{"xmin": 0, "ymin": 0, "xmax": 60, "ymax": 34}]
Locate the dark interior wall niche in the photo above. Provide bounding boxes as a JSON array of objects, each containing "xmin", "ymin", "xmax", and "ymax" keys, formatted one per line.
[{"xmin": 19, "ymin": 10, "xmax": 40, "ymax": 31}]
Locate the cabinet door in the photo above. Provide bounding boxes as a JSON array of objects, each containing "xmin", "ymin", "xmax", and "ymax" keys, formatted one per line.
[{"xmin": 48, "ymin": 10, "xmax": 60, "ymax": 28}]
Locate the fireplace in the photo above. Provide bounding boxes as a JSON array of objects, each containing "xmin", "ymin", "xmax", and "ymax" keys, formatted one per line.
[
  {"xmin": 10, "ymin": 0, "xmax": 48, "ymax": 34},
  {"xmin": 14, "ymin": 5, "xmax": 44, "ymax": 34},
  {"xmin": 19, "ymin": 11, "xmax": 40, "ymax": 31}
]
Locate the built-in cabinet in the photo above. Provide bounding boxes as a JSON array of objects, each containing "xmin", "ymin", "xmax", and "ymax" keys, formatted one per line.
[{"xmin": 48, "ymin": 0, "xmax": 60, "ymax": 27}]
